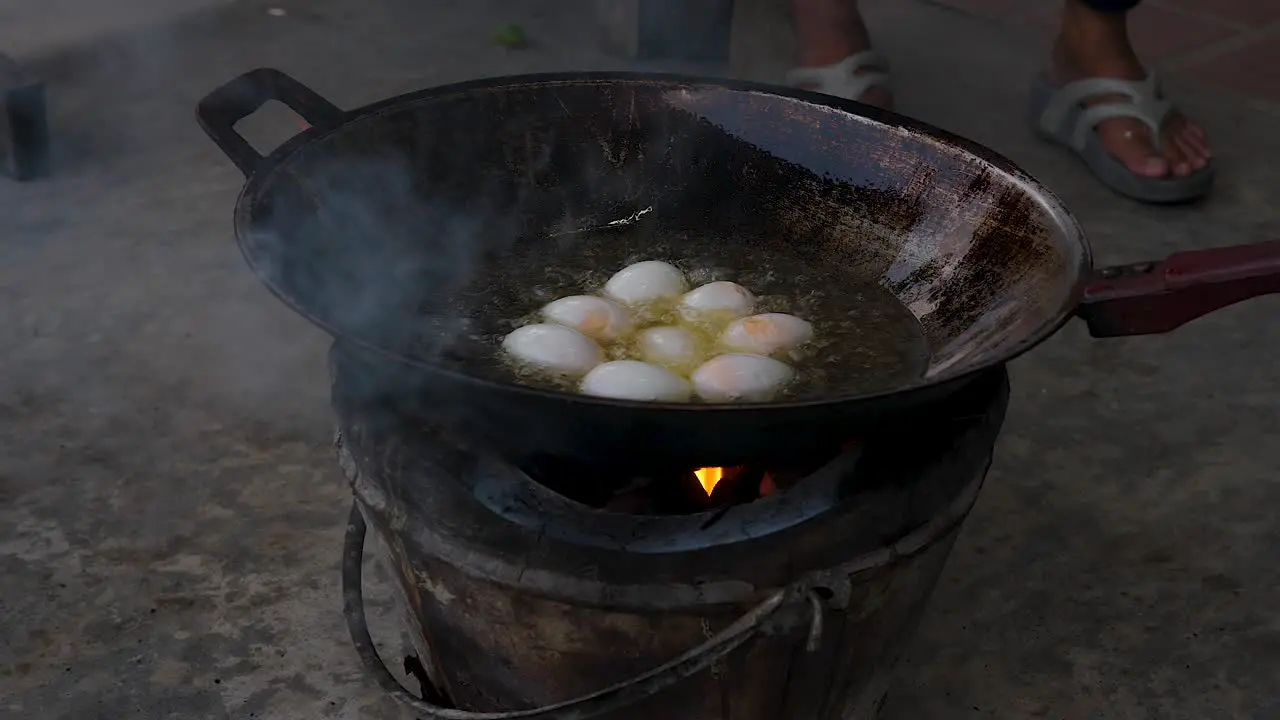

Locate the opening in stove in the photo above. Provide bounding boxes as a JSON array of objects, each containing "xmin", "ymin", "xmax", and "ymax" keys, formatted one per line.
[{"xmin": 520, "ymin": 439, "xmax": 858, "ymax": 516}]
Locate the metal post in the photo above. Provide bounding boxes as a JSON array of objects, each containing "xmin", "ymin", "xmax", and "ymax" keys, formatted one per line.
[{"xmin": 0, "ymin": 54, "xmax": 50, "ymax": 181}]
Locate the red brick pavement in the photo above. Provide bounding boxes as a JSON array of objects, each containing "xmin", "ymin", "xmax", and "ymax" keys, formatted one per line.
[{"xmin": 921, "ymin": 0, "xmax": 1280, "ymax": 105}]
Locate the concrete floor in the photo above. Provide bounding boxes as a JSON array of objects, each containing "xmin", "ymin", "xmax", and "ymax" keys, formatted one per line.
[
  {"xmin": 1, "ymin": 0, "xmax": 1279, "ymax": 718},
  {"xmin": 0, "ymin": 0, "xmax": 232, "ymax": 58}
]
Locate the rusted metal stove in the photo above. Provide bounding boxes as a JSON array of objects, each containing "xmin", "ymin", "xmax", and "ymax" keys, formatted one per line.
[{"xmin": 332, "ymin": 343, "xmax": 1009, "ymax": 720}]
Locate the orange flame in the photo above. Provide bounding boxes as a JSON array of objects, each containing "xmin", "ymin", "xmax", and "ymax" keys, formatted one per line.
[{"xmin": 694, "ymin": 467, "xmax": 724, "ymax": 495}]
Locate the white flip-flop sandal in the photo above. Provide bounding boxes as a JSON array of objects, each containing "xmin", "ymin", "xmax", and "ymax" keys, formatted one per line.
[
  {"xmin": 1028, "ymin": 72, "xmax": 1214, "ymax": 204},
  {"xmin": 785, "ymin": 50, "xmax": 891, "ymax": 103}
]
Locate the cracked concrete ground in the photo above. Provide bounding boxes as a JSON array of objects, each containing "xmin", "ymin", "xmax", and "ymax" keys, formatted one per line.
[{"xmin": 1, "ymin": 0, "xmax": 1278, "ymax": 718}]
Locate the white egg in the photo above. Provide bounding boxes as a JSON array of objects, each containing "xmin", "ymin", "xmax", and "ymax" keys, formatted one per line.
[
  {"xmin": 637, "ymin": 326, "xmax": 700, "ymax": 368},
  {"xmin": 680, "ymin": 281, "xmax": 755, "ymax": 320},
  {"xmin": 603, "ymin": 261, "xmax": 688, "ymax": 305},
  {"xmin": 580, "ymin": 361, "xmax": 692, "ymax": 402},
  {"xmin": 541, "ymin": 295, "xmax": 632, "ymax": 340},
  {"xmin": 502, "ymin": 324, "xmax": 602, "ymax": 376},
  {"xmin": 691, "ymin": 354, "xmax": 795, "ymax": 402},
  {"xmin": 721, "ymin": 313, "xmax": 814, "ymax": 355}
]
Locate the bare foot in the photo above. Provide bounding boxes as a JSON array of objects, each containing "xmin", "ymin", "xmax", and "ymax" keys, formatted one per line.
[
  {"xmin": 790, "ymin": 0, "xmax": 892, "ymax": 109},
  {"xmin": 1051, "ymin": 0, "xmax": 1210, "ymax": 178}
]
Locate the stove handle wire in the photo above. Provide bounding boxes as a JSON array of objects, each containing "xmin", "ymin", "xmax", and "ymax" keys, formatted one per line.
[
  {"xmin": 342, "ymin": 501, "xmax": 819, "ymax": 720},
  {"xmin": 805, "ymin": 589, "xmax": 826, "ymax": 652}
]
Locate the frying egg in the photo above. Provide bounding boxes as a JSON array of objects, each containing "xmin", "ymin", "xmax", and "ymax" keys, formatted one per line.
[
  {"xmin": 541, "ymin": 295, "xmax": 632, "ymax": 341},
  {"xmin": 721, "ymin": 313, "xmax": 814, "ymax": 355},
  {"xmin": 691, "ymin": 354, "xmax": 796, "ymax": 402},
  {"xmin": 603, "ymin": 261, "xmax": 688, "ymax": 305},
  {"xmin": 502, "ymin": 324, "xmax": 602, "ymax": 376},
  {"xmin": 580, "ymin": 361, "xmax": 692, "ymax": 402},
  {"xmin": 680, "ymin": 281, "xmax": 755, "ymax": 320},
  {"xmin": 637, "ymin": 326, "xmax": 700, "ymax": 369}
]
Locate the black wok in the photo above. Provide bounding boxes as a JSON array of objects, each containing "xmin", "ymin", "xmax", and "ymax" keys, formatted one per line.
[{"xmin": 197, "ymin": 68, "xmax": 1280, "ymax": 469}]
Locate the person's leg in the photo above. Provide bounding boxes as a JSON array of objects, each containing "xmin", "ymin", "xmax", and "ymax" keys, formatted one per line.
[
  {"xmin": 789, "ymin": 0, "xmax": 892, "ymax": 108},
  {"xmin": 1077, "ymin": 0, "xmax": 1142, "ymax": 12},
  {"xmin": 1051, "ymin": 0, "xmax": 1210, "ymax": 178}
]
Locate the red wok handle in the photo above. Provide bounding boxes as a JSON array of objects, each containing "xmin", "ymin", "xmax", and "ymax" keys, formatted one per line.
[{"xmin": 1077, "ymin": 239, "xmax": 1280, "ymax": 338}]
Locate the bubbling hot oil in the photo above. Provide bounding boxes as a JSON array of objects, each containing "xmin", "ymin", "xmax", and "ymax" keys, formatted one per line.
[{"xmin": 494, "ymin": 233, "xmax": 931, "ymax": 401}]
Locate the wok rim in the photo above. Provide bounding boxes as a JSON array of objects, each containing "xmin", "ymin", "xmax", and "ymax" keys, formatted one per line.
[{"xmin": 231, "ymin": 70, "xmax": 1093, "ymax": 413}]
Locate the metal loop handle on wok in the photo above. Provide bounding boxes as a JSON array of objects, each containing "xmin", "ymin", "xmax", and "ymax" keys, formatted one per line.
[
  {"xmin": 342, "ymin": 502, "xmax": 819, "ymax": 720},
  {"xmin": 195, "ymin": 68, "xmax": 345, "ymax": 177}
]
